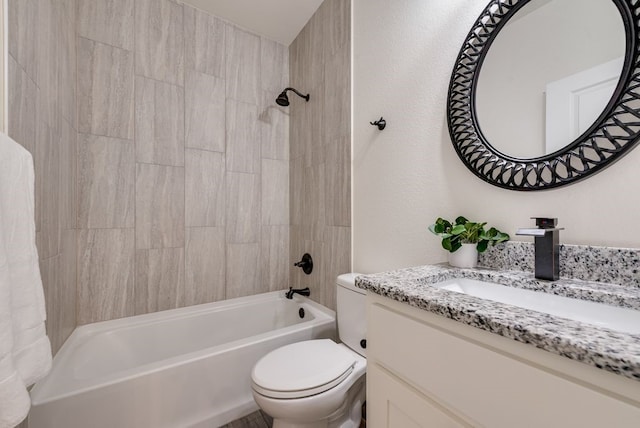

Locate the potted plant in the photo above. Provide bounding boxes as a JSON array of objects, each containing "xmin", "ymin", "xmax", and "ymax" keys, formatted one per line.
[{"xmin": 428, "ymin": 216, "xmax": 510, "ymax": 268}]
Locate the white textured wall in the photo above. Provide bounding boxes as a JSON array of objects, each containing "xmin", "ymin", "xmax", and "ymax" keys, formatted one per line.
[{"xmin": 353, "ymin": 0, "xmax": 640, "ymax": 274}]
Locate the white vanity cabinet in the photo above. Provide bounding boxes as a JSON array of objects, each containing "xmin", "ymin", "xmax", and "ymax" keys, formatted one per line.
[{"xmin": 366, "ymin": 294, "xmax": 640, "ymax": 428}]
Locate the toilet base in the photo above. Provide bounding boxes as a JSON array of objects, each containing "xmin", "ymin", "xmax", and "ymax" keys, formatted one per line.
[{"xmin": 270, "ymin": 377, "xmax": 366, "ymax": 428}]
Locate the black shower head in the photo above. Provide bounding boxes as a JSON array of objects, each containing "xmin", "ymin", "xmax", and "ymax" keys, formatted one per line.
[
  {"xmin": 276, "ymin": 91, "xmax": 290, "ymax": 106},
  {"xmin": 275, "ymin": 88, "xmax": 309, "ymax": 107}
]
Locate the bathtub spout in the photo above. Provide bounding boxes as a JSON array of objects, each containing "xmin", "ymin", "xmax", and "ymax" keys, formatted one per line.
[{"xmin": 285, "ymin": 287, "xmax": 311, "ymax": 299}]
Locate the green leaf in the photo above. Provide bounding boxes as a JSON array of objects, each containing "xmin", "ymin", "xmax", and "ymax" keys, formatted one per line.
[
  {"xmin": 451, "ymin": 224, "xmax": 466, "ymax": 235},
  {"xmin": 495, "ymin": 232, "xmax": 510, "ymax": 243},
  {"xmin": 428, "ymin": 224, "xmax": 438, "ymax": 235},
  {"xmin": 455, "ymin": 216, "xmax": 468, "ymax": 225},
  {"xmin": 485, "ymin": 227, "xmax": 498, "ymax": 238},
  {"xmin": 442, "ymin": 237, "xmax": 453, "ymax": 251},
  {"xmin": 450, "ymin": 240, "xmax": 462, "ymax": 253},
  {"xmin": 476, "ymin": 240, "xmax": 488, "ymax": 253}
]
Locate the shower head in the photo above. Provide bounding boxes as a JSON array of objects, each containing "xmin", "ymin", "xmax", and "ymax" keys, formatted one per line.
[
  {"xmin": 276, "ymin": 91, "xmax": 290, "ymax": 106},
  {"xmin": 275, "ymin": 88, "xmax": 309, "ymax": 107}
]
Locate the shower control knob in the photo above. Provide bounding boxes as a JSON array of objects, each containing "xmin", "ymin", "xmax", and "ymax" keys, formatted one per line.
[
  {"xmin": 294, "ymin": 253, "xmax": 313, "ymax": 275},
  {"xmin": 360, "ymin": 339, "xmax": 367, "ymax": 349}
]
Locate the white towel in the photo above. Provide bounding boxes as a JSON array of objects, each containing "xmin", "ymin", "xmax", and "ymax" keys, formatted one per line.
[{"xmin": 0, "ymin": 133, "xmax": 52, "ymax": 428}]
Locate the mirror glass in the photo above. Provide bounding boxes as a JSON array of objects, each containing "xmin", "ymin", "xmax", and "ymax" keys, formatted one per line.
[{"xmin": 475, "ymin": 0, "xmax": 626, "ymax": 159}]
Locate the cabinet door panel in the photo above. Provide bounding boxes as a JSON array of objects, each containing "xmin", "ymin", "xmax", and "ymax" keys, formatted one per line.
[{"xmin": 368, "ymin": 363, "xmax": 475, "ymax": 428}]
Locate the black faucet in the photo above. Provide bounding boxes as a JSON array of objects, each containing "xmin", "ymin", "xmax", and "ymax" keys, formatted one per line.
[
  {"xmin": 285, "ymin": 287, "xmax": 311, "ymax": 299},
  {"xmin": 516, "ymin": 217, "xmax": 564, "ymax": 281}
]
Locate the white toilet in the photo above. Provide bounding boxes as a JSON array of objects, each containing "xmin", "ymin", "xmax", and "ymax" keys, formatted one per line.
[{"xmin": 251, "ymin": 273, "xmax": 367, "ymax": 428}]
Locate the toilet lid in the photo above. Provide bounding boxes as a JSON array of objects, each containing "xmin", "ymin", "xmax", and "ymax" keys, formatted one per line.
[{"xmin": 251, "ymin": 339, "xmax": 356, "ymax": 399}]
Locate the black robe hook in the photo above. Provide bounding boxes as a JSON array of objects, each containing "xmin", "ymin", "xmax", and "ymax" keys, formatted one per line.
[{"xmin": 370, "ymin": 117, "xmax": 386, "ymax": 130}]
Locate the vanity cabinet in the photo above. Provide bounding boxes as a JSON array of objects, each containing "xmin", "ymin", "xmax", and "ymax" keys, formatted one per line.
[{"xmin": 366, "ymin": 294, "xmax": 640, "ymax": 428}]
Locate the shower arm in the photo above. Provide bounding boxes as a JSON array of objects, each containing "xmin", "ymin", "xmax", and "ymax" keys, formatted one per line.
[{"xmin": 283, "ymin": 87, "xmax": 310, "ymax": 102}]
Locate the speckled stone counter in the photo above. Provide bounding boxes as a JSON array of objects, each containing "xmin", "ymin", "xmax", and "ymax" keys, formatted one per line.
[{"xmin": 356, "ymin": 263, "xmax": 640, "ymax": 382}]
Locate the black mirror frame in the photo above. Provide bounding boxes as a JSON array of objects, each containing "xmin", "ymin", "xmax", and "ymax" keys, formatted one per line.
[{"xmin": 447, "ymin": 0, "xmax": 640, "ymax": 191}]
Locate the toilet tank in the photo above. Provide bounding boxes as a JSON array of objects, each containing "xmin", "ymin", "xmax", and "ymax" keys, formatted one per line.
[{"xmin": 336, "ymin": 273, "xmax": 367, "ymax": 357}]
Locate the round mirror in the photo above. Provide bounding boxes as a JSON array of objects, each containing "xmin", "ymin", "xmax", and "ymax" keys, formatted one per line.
[
  {"xmin": 448, "ymin": 0, "xmax": 640, "ymax": 190},
  {"xmin": 476, "ymin": 0, "xmax": 626, "ymax": 159}
]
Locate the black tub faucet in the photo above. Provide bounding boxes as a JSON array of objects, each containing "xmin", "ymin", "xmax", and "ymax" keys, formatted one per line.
[
  {"xmin": 285, "ymin": 287, "xmax": 311, "ymax": 299},
  {"xmin": 516, "ymin": 217, "xmax": 564, "ymax": 281}
]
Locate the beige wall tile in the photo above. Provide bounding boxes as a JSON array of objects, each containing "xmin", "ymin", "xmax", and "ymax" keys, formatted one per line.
[
  {"xmin": 226, "ymin": 243, "xmax": 261, "ymax": 299},
  {"xmin": 77, "ymin": 37, "xmax": 134, "ymax": 139},
  {"xmin": 77, "ymin": 0, "xmax": 134, "ymax": 50},
  {"xmin": 8, "ymin": 0, "xmax": 38, "ymax": 81},
  {"xmin": 324, "ymin": 44, "xmax": 351, "ymax": 142},
  {"xmin": 260, "ymin": 91, "xmax": 289, "ymax": 161},
  {"xmin": 185, "ymin": 71, "xmax": 225, "ymax": 152},
  {"xmin": 305, "ymin": 82, "xmax": 326, "ymax": 167},
  {"xmin": 78, "ymin": 134, "xmax": 135, "ymax": 229},
  {"xmin": 262, "ymin": 159, "xmax": 289, "ymax": 225},
  {"xmin": 261, "ymin": 38, "xmax": 289, "ymax": 92},
  {"xmin": 261, "ymin": 226, "xmax": 289, "ymax": 292},
  {"xmin": 36, "ymin": 0, "xmax": 58, "ymax": 130},
  {"xmin": 226, "ymin": 100, "xmax": 259, "ymax": 173},
  {"xmin": 185, "ymin": 227, "xmax": 225, "ymax": 305},
  {"xmin": 135, "ymin": 76, "xmax": 185, "ymax": 166},
  {"xmin": 59, "ymin": 118, "xmax": 77, "ymax": 230},
  {"xmin": 325, "ymin": 138, "xmax": 351, "ymax": 227},
  {"xmin": 288, "ymin": 31, "xmax": 303, "ymax": 92},
  {"xmin": 322, "ymin": 226, "xmax": 351, "ymax": 310},
  {"xmin": 307, "ymin": 5, "xmax": 327, "ymax": 89},
  {"xmin": 58, "ymin": 229, "xmax": 77, "ymax": 347},
  {"xmin": 184, "ymin": 5, "xmax": 225, "ymax": 78},
  {"xmin": 226, "ymin": 172, "xmax": 260, "ymax": 243},
  {"xmin": 302, "ymin": 163, "xmax": 325, "ymax": 241},
  {"xmin": 289, "ymin": 225, "xmax": 303, "ymax": 286},
  {"xmin": 8, "ymin": 55, "xmax": 37, "ymax": 156},
  {"xmin": 57, "ymin": 0, "xmax": 77, "ymax": 127},
  {"xmin": 136, "ymin": 164, "xmax": 185, "ymax": 249},
  {"xmin": 289, "ymin": 157, "xmax": 303, "ymax": 226},
  {"xmin": 135, "ymin": 0, "xmax": 184, "ymax": 85},
  {"xmin": 325, "ymin": 0, "xmax": 350, "ymax": 57},
  {"xmin": 225, "ymin": 25, "xmax": 260, "ymax": 104},
  {"xmin": 135, "ymin": 248, "xmax": 185, "ymax": 314},
  {"xmin": 78, "ymin": 229, "xmax": 135, "ymax": 324},
  {"xmin": 58, "ymin": 0, "xmax": 76, "ymax": 30},
  {"xmin": 35, "ymin": 121, "xmax": 60, "ymax": 259},
  {"xmin": 290, "ymin": 13, "xmax": 324, "ymax": 94},
  {"xmin": 186, "ymin": 149, "xmax": 225, "ymax": 227},
  {"xmin": 58, "ymin": 0, "xmax": 76, "ymax": 25},
  {"xmin": 289, "ymin": 96, "xmax": 311, "ymax": 162}
]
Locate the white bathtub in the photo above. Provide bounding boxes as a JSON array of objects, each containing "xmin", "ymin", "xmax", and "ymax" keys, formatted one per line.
[{"xmin": 29, "ymin": 291, "xmax": 335, "ymax": 428}]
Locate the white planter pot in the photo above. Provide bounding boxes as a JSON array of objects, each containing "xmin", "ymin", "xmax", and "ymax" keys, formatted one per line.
[{"xmin": 448, "ymin": 243, "xmax": 478, "ymax": 268}]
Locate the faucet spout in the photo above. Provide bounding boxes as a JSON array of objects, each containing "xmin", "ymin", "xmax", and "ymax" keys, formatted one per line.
[
  {"xmin": 285, "ymin": 287, "xmax": 311, "ymax": 299},
  {"xmin": 516, "ymin": 217, "xmax": 564, "ymax": 281}
]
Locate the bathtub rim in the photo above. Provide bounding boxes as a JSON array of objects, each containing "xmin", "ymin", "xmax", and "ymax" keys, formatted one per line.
[{"xmin": 31, "ymin": 291, "xmax": 335, "ymax": 405}]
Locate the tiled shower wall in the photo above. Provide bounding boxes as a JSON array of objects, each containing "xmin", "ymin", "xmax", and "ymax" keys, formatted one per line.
[
  {"xmin": 289, "ymin": 0, "xmax": 351, "ymax": 310},
  {"xmin": 76, "ymin": 0, "xmax": 290, "ymax": 324},
  {"xmin": 8, "ymin": 0, "xmax": 78, "ymax": 354}
]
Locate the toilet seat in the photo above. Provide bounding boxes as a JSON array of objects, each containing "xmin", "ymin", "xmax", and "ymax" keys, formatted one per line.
[{"xmin": 251, "ymin": 339, "xmax": 356, "ymax": 399}]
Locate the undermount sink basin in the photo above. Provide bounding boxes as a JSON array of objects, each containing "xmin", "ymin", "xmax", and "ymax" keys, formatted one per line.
[{"xmin": 434, "ymin": 278, "xmax": 640, "ymax": 335}]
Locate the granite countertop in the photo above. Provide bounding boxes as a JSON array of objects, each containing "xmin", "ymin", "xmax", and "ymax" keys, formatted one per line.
[{"xmin": 356, "ymin": 264, "xmax": 640, "ymax": 382}]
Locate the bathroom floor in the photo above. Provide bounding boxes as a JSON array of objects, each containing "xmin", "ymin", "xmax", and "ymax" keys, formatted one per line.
[
  {"xmin": 221, "ymin": 410, "xmax": 273, "ymax": 427},
  {"xmin": 223, "ymin": 408, "xmax": 367, "ymax": 427}
]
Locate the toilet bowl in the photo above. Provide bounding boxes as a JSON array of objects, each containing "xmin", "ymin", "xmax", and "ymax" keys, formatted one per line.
[{"xmin": 251, "ymin": 274, "xmax": 367, "ymax": 428}]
